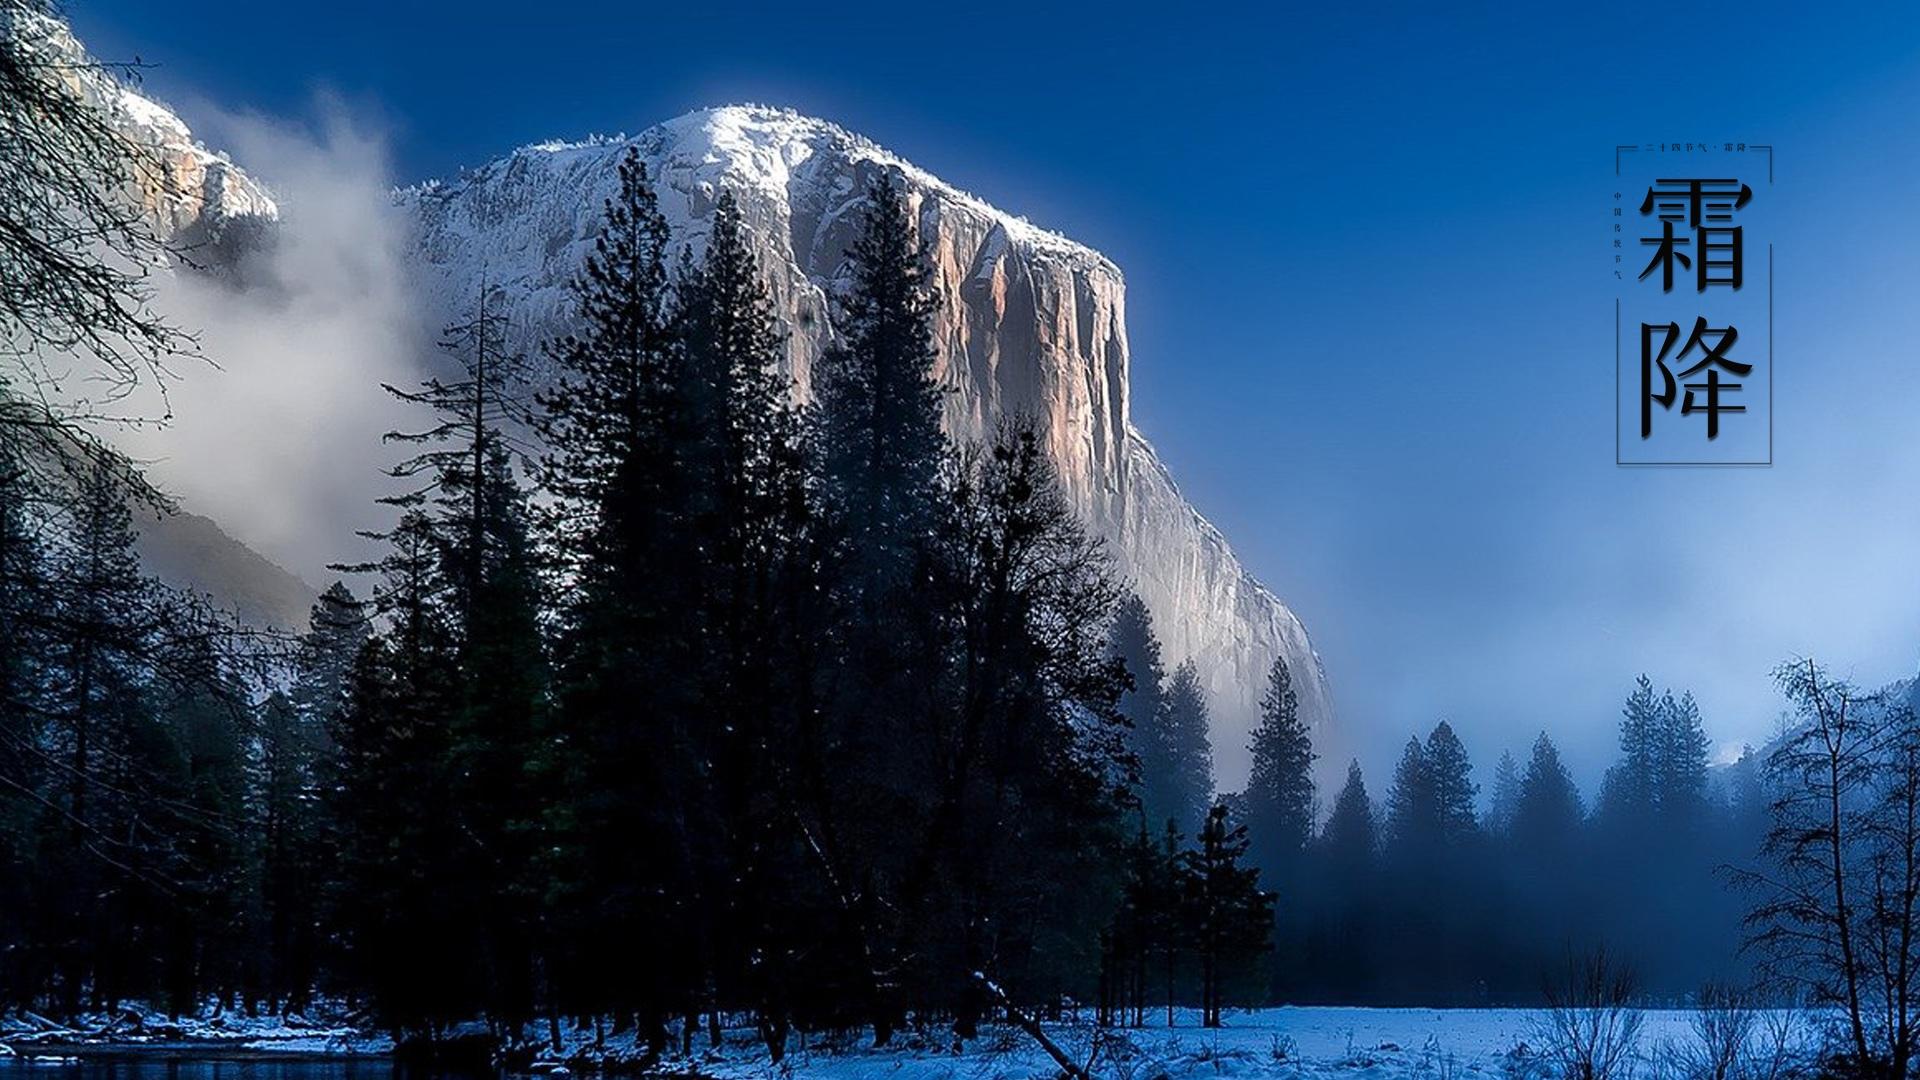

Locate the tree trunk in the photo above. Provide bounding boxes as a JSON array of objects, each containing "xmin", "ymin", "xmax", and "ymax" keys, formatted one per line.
[{"xmin": 972, "ymin": 973, "xmax": 1086, "ymax": 1080}]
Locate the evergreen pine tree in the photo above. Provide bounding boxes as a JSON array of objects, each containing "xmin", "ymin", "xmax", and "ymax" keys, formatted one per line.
[
  {"xmin": 144, "ymin": 619, "xmax": 252, "ymax": 1014},
  {"xmin": 1590, "ymin": 677, "xmax": 1722, "ymax": 997},
  {"xmin": 1244, "ymin": 654, "xmax": 1316, "ymax": 879},
  {"xmin": 667, "ymin": 186, "xmax": 809, "ymax": 1048},
  {"xmin": 1487, "ymin": 750, "xmax": 1521, "ymax": 836},
  {"xmin": 800, "ymin": 175, "xmax": 958, "ymax": 1045},
  {"xmin": 1424, "ymin": 721, "xmax": 1478, "ymax": 845},
  {"xmin": 1504, "ymin": 732, "xmax": 1588, "ymax": 998},
  {"xmin": 1385, "ymin": 736, "xmax": 1433, "ymax": 853},
  {"xmin": 363, "ymin": 278, "xmax": 551, "ymax": 1028},
  {"xmin": 1381, "ymin": 722, "xmax": 1478, "ymax": 1001},
  {"xmin": 1109, "ymin": 591, "xmax": 1172, "ymax": 825},
  {"xmin": 446, "ymin": 446, "xmax": 550, "ymax": 1029},
  {"xmin": 325, "ymin": 510, "xmax": 464, "ymax": 1035},
  {"xmin": 532, "ymin": 147, "xmax": 699, "ymax": 1055},
  {"xmin": 1512, "ymin": 732, "xmax": 1582, "ymax": 851},
  {"xmin": 1159, "ymin": 660, "xmax": 1215, "ymax": 836},
  {"xmin": 1307, "ymin": 760, "xmax": 1378, "ymax": 1002},
  {"xmin": 1723, "ymin": 743, "xmax": 1769, "ymax": 853},
  {"xmin": 1599, "ymin": 674, "xmax": 1661, "ymax": 824},
  {"xmin": 536, "ymin": 147, "xmax": 676, "ymax": 576},
  {"xmin": 1321, "ymin": 761, "xmax": 1376, "ymax": 872},
  {"xmin": 1180, "ymin": 804, "xmax": 1273, "ymax": 1027},
  {"xmin": 283, "ymin": 582, "xmax": 367, "ymax": 1013},
  {"xmin": 251, "ymin": 688, "xmax": 319, "ymax": 1011},
  {"xmin": 1653, "ymin": 689, "xmax": 1710, "ymax": 828},
  {"xmin": 40, "ymin": 461, "xmax": 157, "ymax": 1010},
  {"xmin": 291, "ymin": 583, "xmax": 368, "ymax": 736},
  {"xmin": 381, "ymin": 284, "xmax": 533, "ymax": 628},
  {"xmin": 814, "ymin": 176, "xmax": 947, "ymax": 588}
]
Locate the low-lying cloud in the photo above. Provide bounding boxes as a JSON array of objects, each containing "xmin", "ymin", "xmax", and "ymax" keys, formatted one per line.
[{"xmin": 123, "ymin": 95, "xmax": 425, "ymax": 585}]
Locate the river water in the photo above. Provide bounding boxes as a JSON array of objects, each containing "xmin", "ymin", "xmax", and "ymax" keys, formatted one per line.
[{"xmin": 0, "ymin": 1061, "xmax": 452, "ymax": 1080}]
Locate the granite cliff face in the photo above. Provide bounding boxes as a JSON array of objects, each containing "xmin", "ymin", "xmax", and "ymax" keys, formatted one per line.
[
  {"xmin": 8, "ymin": 9, "xmax": 277, "ymax": 243},
  {"xmin": 399, "ymin": 107, "xmax": 1332, "ymax": 770},
  {"xmin": 83, "ymin": 72, "xmax": 1331, "ymax": 780}
]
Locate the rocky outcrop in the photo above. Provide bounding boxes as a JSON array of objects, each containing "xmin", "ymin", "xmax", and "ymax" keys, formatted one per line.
[
  {"xmin": 9, "ymin": 8, "xmax": 277, "ymax": 246},
  {"xmin": 400, "ymin": 107, "xmax": 1333, "ymax": 770}
]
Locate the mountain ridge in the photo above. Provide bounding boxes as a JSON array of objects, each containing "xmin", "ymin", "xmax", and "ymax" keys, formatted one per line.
[{"xmin": 135, "ymin": 510, "xmax": 318, "ymax": 633}]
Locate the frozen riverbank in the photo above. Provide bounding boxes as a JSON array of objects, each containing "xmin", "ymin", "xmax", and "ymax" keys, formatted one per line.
[{"xmin": 0, "ymin": 1006, "xmax": 392, "ymax": 1061}]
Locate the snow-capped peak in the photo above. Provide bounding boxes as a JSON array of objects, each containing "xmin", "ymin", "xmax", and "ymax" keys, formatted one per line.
[
  {"xmin": 413, "ymin": 105, "xmax": 1110, "ymax": 271},
  {"xmin": 671, "ymin": 106, "xmax": 1101, "ymax": 261}
]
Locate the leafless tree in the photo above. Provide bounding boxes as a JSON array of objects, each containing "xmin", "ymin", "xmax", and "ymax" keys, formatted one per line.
[
  {"xmin": 1735, "ymin": 659, "xmax": 1920, "ymax": 1080},
  {"xmin": 1666, "ymin": 985, "xmax": 1811, "ymax": 1080},
  {"xmin": 1, "ymin": 0, "xmax": 194, "ymax": 499},
  {"xmin": 1857, "ymin": 697, "xmax": 1920, "ymax": 1079},
  {"xmin": 1743, "ymin": 1000, "xmax": 1810, "ymax": 1080},
  {"xmin": 1535, "ymin": 947, "xmax": 1645, "ymax": 1080},
  {"xmin": 1673, "ymin": 983, "xmax": 1755, "ymax": 1080}
]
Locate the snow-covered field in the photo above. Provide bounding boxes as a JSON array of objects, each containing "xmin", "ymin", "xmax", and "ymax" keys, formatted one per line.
[
  {"xmin": 680, "ymin": 1008, "xmax": 1735, "ymax": 1080},
  {"xmin": 0, "ymin": 1005, "xmax": 1810, "ymax": 1080}
]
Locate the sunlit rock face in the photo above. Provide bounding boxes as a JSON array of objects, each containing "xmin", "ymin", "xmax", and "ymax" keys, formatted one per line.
[
  {"xmin": 10, "ymin": 9, "xmax": 278, "ymax": 245},
  {"xmin": 398, "ymin": 106, "xmax": 1334, "ymax": 775},
  {"xmin": 88, "ymin": 77, "xmax": 1334, "ymax": 781},
  {"xmin": 105, "ymin": 86, "xmax": 277, "ymax": 247}
]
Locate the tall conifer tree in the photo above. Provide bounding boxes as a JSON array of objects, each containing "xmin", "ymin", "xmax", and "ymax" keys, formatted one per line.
[
  {"xmin": 1159, "ymin": 660, "xmax": 1216, "ymax": 836},
  {"xmin": 1181, "ymin": 804, "xmax": 1272, "ymax": 1027},
  {"xmin": 533, "ymin": 147, "xmax": 698, "ymax": 1056},
  {"xmin": 1512, "ymin": 733, "xmax": 1581, "ymax": 851},
  {"xmin": 815, "ymin": 177, "xmax": 947, "ymax": 588},
  {"xmin": 1245, "ymin": 655, "xmax": 1316, "ymax": 878},
  {"xmin": 1108, "ymin": 591, "xmax": 1171, "ymax": 824}
]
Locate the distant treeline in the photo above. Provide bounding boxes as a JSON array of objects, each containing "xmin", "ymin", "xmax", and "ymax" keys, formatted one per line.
[
  {"xmin": 1268, "ymin": 678, "xmax": 1767, "ymax": 1004},
  {"xmin": 1108, "ymin": 573, "xmax": 1767, "ymax": 1006}
]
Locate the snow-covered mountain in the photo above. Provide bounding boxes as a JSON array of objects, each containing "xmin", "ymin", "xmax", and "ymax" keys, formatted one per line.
[
  {"xmin": 87, "ymin": 64, "xmax": 1332, "ymax": 776},
  {"xmin": 399, "ymin": 107, "xmax": 1333, "ymax": 770}
]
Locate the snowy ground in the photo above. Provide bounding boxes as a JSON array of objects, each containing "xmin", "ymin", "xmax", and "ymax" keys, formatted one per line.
[
  {"xmin": 529, "ymin": 1006, "xmax": 1801, "ymax": 1080},
  {"xmin": 0, "ymin": 1005, "xmax": 1812, "ymax": 1079}
]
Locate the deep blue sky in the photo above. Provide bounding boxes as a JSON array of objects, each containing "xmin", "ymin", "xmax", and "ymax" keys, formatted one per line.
[{"xmin": 70, "ymin": 1, "xmax": 1920, "ymax": 792}]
